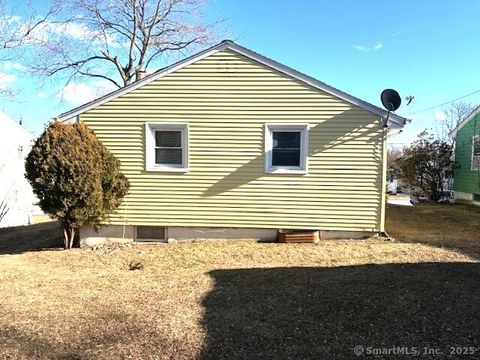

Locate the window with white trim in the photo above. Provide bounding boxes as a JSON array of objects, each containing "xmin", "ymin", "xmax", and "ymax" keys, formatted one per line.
[
  {"xmin": 265, "ymin": 124, "xmax": 309, "ymax": 174},
  {"xmin": 472, "ymin": 135, "xmax": 480, "ymax": 171},
  {"xmin": 145, "ymin": 123, "xmax": 188, "ymax": 172}
]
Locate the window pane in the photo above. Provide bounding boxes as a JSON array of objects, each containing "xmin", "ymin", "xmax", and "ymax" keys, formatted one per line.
[
  {"xmin": 271, "ymin": 131, "xmax": 301, "ymax": 167},
  {"xmin": 136, "ymin": 226, "xmax": 165, "ymax": 240},
  {"xmin": 155, "ymin": 131, "xmax": 181, "ymax": 147},
  {"xmin": 273, "ymin": 132, "xmax": 300, "ymax": 149},
  {"xmin": 155, "ymin": 148, "xmax": 182, "ymax": 165},
  {"xmin": 272, "ymin": 149, "xmax": 300, "ymax": 166},
  {"xmin": 474, "ymin": 137, "xmax": 480, "ymax": 155},
  {"xmin": 473, "ymin": 156, "xmax": 480, "ymax": 170}
]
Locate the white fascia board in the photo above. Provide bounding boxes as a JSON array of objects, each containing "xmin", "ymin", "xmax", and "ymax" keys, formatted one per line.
[{"xmin": 55, "ymin": 40, "xmax": 408, "ymax": 128}]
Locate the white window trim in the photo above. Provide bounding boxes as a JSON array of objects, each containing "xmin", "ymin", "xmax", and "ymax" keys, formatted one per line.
[
  {"xmin": 265, "ymin": 123, "xmax": 309, "ymax": 174},
  {"xmin": 472, "ymin": 134, "xmax": 480, "ymax": 171},
  {"xmin": 145, "ymin": 122, "xmax": 189, "ymax": 172}
]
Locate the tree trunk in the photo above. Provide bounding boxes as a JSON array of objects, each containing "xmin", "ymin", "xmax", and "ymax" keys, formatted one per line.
[
  {"xmin": 135, "ymin": 69, "xmax": 146, "ymax": 81},
  {"xmin": 62, "ymin": 223, "xmax": 76, "ymax": 249}
]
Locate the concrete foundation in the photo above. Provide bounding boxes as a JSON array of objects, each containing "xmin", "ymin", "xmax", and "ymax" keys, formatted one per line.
[
  {"xmin": 79, "ymin": 225, "xmax": 377, "ymax": 246},
  {"xmin": 454, "ymin": 191, "xmax": 480, "ymax": 207},
  {"xmin": 80, "ymin": 225, "xmax": 134, "ymax": 247},
  {"xmin": 454, "ymin": 191, "xmax": 474, "ymax": 201},
  {"xmin": 167, "ymin": 227, "xmax": 277, "ymax": 242}
]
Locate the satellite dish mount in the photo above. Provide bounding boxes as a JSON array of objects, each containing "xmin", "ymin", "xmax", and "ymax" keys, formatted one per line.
[{"xmin": 380, "ymin": 89, "xmax": 401, "ymax": 128}]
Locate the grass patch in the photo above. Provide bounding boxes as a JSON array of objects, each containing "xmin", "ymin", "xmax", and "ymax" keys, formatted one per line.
[
  {"xmin": 0, "ymin": 204, "xmax": 479, "ymax": 359},
  {"xmin": 386, "ymin": 203, "xmax": 480, "ymax": 259}
]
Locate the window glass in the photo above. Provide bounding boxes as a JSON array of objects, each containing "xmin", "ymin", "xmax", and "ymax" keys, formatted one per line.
[
  {"xmin": 156, "ymin": 131, "xmax": 181, "ymax": 147},
  {"xmin": 136, "ymin": 226, "xmax": 165, "ymax": 240},
  {"xmin": 272, "ymin": 131, "xmax": 301, "ymax": 166},
  {"xmin": 155, "ymin": 130, "xmax": 182, "ymax": 165},
  {"xmin": 155, "ymin": 148, "xmax": 182, "ymax": 165},
  {"xmin": 473, "ymin": 136, "xmax": 480, "ymax": 155}
]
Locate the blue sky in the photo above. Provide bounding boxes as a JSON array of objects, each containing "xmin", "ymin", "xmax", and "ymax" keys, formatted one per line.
[{"xmin": 2, "ymin": 0, "xmax": 480, "ymax": 147}]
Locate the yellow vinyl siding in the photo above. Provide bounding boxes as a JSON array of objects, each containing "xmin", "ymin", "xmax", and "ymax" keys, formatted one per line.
[{"xmin": 80, "ymin": 49, "xmax": 384, "ymax": 232}]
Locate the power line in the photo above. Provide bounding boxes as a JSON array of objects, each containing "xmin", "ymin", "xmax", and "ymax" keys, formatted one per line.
[{"xmin": 406, "ymin": 89, "xmax": 480, "ymax": 116}]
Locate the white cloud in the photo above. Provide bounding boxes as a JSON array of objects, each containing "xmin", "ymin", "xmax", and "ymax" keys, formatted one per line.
[
  {"xmin": 37, "ymin": 91, "xmax": 48, "ymax": 98},
  {"xmin": 146, "ymin": 67, "xmax": 161, "ymax": 74},
  {"xmin": 52, "ymin": 22, "xmax": 106, "ymax": 42},
  {"xmin": 435, "ymin": 111, "xmax": 448, "ymax": 121},
  {"xmin": 0, "ymin": 72, "xmax": 17, "ymax": 89},
  {"xmin": 352, "ymin": 42, "xmax": 384, "ymax": 52},
  {"xmin": 58, "ymin": 80, "xmax": 116, "ymax": 105},
  {"xmin": 352, "ymin": 45, "xmax": 367, "ymax": 51},
  {"xmin": 4, "ymin": 15, "xmax": 22, "ymax": 25},
  {"xmin": 24, "ymin": 20, "xmax": 122, "ymax": 48},
  {"xmin": 1, "ymin": 62, "xmax": 26, "ymax": 72}
]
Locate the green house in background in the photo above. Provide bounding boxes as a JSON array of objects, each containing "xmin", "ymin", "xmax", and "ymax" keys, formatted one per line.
[{"xmin": 450, "ymin": 106, "xmax": 480, "ymax": 205}]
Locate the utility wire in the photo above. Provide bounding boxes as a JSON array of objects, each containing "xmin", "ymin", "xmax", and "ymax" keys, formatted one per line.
[{"xmin": 406, "ymin": 89, "xmax": 480, "ymax": 116}]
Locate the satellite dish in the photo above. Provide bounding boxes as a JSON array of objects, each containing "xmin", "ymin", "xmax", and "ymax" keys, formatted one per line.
[{"xmin": 381, "ymin": 89, "xmax": 401, "ymax": 112}]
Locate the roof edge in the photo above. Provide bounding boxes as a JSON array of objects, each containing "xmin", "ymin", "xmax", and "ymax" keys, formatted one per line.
[
  {"xmin": 449, "ymin": 104, "xmax": 480, "ymax": 139},
  {"xmin": 55, "ymin": 40, "xmax": 408, "ymax": 128},
  {"xmin": 55, "ymin": 41, "xmax": 231, "ymax": 122}
]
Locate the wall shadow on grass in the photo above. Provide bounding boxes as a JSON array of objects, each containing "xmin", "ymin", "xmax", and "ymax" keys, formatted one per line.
[
  {"xmin": 199, "ymin": 263, "xmax": 480, "ymax": 359},
  {"xmin": 0, "ymin": 221, "xmax": 63, "ymax": 255}
]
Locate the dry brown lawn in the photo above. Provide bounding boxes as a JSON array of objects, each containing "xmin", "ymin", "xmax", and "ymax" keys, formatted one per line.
[{"xmin": 0, "ymin": 204, "xmax": 479, "ymax": 359}]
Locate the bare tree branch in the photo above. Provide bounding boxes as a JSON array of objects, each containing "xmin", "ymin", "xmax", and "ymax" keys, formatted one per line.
[
  {"xmin": 32, "ymin": 0, "xmax": 220, "ymax": 88},
  {"xmin": 436, "ymin": 101, "xmax": 477, "ymax": 144},
  {"xmin": 0, "ymin": 1, "xmax": 55, "ymax": 97}
]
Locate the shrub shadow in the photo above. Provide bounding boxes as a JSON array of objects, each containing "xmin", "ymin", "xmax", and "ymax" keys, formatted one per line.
[{"xmin": 200, "ymin": 263, "xmax": 480, "ymax": 359}]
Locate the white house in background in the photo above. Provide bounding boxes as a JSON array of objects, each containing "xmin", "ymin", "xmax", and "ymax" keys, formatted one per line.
[{"xmin": 0, "ymin": 111, "xmax": 41, "ymax": 228}]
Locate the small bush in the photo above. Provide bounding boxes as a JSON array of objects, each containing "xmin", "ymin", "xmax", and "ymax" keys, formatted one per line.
[{"xmin": 25, "ymin": 121, "xmax": 129, "ymax": 249}]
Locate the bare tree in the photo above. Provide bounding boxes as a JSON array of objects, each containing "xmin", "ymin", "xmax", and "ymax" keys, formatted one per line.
[
  {"xmin": 0, "ymin": 2, "xmax": 58, "ymax": 57},
  {"xmin": 436, "ymin": 101, "xmax": 476, "ymax": 143},
  {"xmin": 387, "ymin": 147, "xmax": 403, "ymax": 182},
  {"xmin": 0, "ymin": 1, "xmax": 54, "ymax": 96},
  {"xmin": 0, "ymin": 197, "xmax": 8, "ymax": 224},
  {"xmin": 33, "ymin": 0, "xmax": 218, "ymax": 88}
]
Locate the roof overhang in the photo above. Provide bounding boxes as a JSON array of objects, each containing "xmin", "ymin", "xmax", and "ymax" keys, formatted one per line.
[{"xmin": 55, "ymin": 40, "xmax": 408, "ymax": 129}]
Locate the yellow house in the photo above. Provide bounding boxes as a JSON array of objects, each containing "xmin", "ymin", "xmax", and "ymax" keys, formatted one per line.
[{"xmin": 56, "ymin": 40, "xmax": 407, "ymax": 244}]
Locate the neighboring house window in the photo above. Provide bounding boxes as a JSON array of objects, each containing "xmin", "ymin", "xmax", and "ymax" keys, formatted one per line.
[
  {"xmin": 472, "ymin": 135, "xmax": 480, "ymax": 171},
  {"xmin": 265, "ymin": 124, "xmax": 309, "ymax": 174},
  {"xmin": 145, "ymin": 123, "xmax": 188, "ymax": 172}
]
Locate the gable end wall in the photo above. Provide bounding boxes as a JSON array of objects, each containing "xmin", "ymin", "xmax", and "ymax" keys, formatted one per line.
[{"xmin": 80, "ymin": 49, "xmax": 386, "ymax": 232}]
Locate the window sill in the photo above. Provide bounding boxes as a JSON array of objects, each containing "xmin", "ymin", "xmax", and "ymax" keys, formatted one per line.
[
  {"xmin": 265, "ymin": 168, "xmax": 307, "ymax": 175},
  {"xmin": 146, "ymin": 166, "xmax": 189, "ymax": 173}
]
